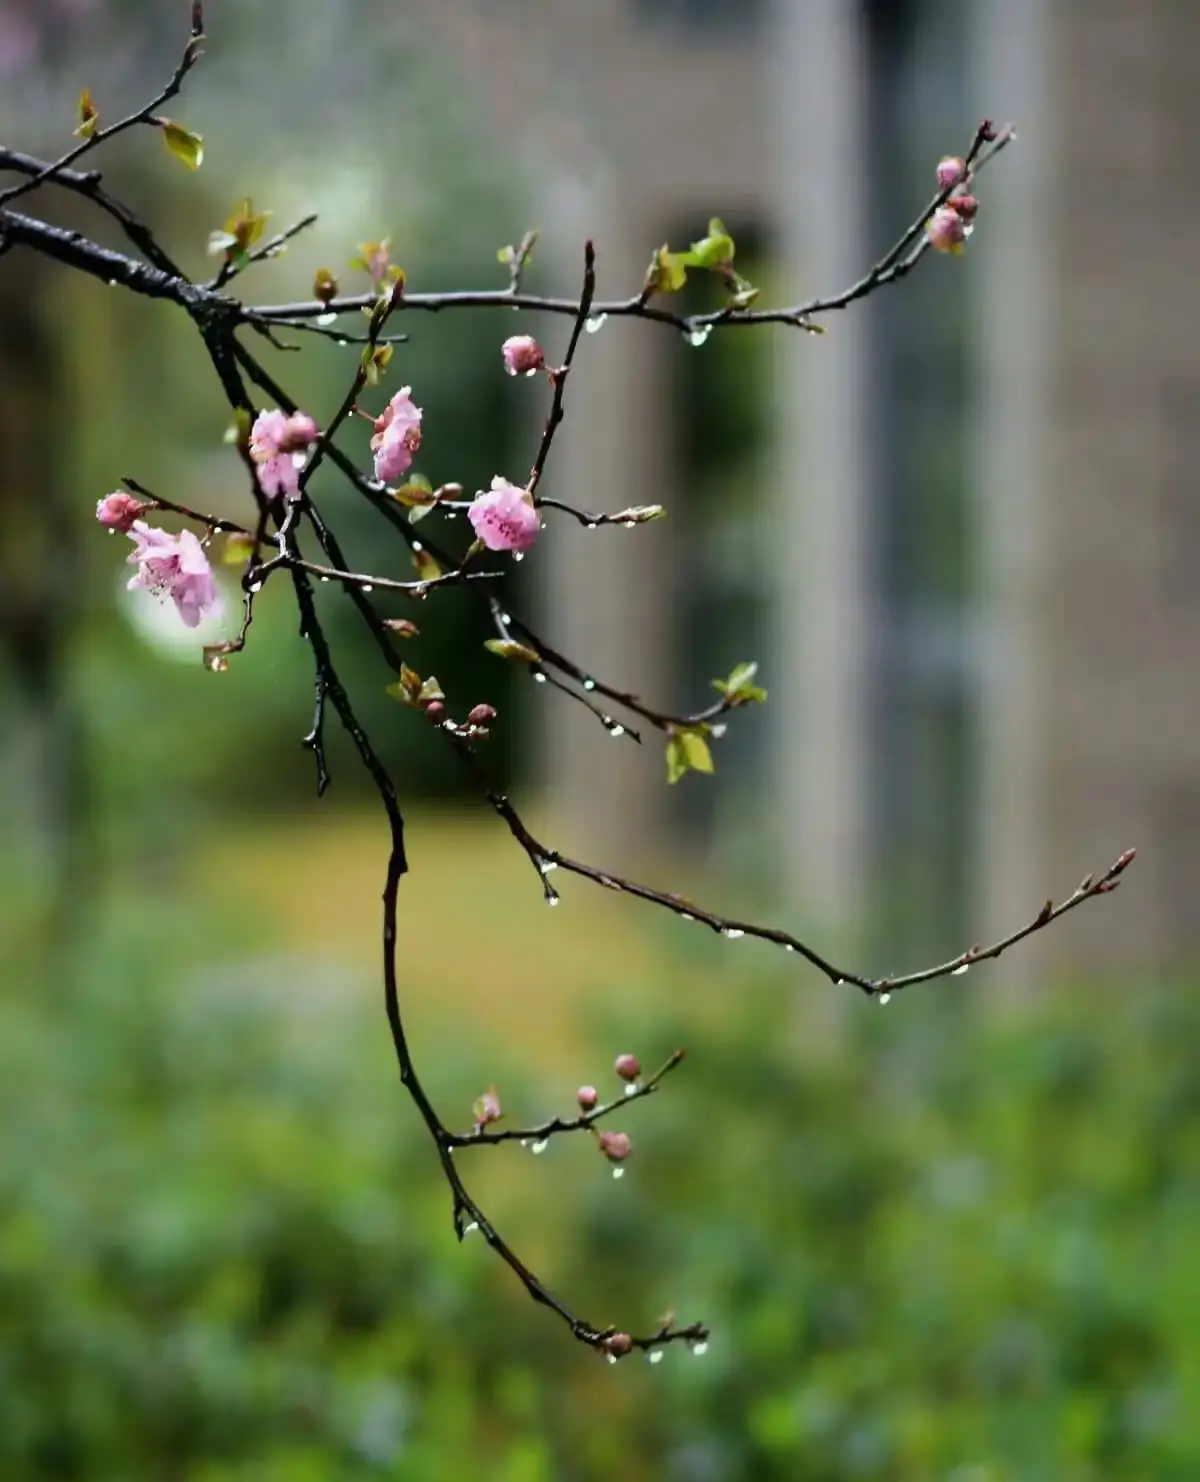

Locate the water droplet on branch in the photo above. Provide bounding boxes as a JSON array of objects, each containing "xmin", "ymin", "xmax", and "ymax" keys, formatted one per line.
[
  {"xmin": 685, "ymin": 324, "xmax": 712, "ymax": 348},
  {"xmin": 585, "ymin": 313, "xmax": 608, "ymax": 334},
  {"xmin": 649, "ymin": 1350, "xmax": 664, "ymax": 1365},
  {"xmin": 721, "ymin": 927, "xmax": 745, "ymax": 940},
  {"xmin": 531, "ymin": 1138, "xmax": 549, "ymax": 1155}
]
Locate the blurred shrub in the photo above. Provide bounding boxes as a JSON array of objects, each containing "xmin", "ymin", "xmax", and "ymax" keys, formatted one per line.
[{"xmin": 2, "ymin": 913, "xmax": 1198, "ymax": 1480}]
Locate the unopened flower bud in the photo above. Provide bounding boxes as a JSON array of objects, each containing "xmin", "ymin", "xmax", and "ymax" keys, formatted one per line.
[
  {"xmin": 276, "ymin": 412, "xmax": 320, "ymax": 453},
  {"xmin": 614, "ymin": 1053, "xmax": 640, "ymax": 1083},
  {"xmin": 936, "ymin": 155, "xmax": 967, "ymax": 191},
  {"xmin": 577, "ymin": 1085, "xmax": 599, "ymax": 1111},
  {"xmin": 424, "ymin": 700, "xmax": 446, "ymax": 725},
  {"xmin": 978, "ymin": 119, "xmax": 997, "ymax": 143},
  {"xmin": 949, "ymin": 190, "xmax": 979, "ymax": 221},
  {"xmin": 605, "ymin": 1332, "xmax": 634, "ymax": 1358},
  {"xmin": 95, "ymin": 490, "xmax": 146, "ymax": 532},
  {"xmin": 926, "ymin": 206, "xmax": 967, "ymax": 254},
  {"xmin": 502, "ymin": 335, "xmax": 545, "ymax": 377},
  {"xmin": 472, "ymin": 1087, "xmax": 502, "ymax": 1127},
  {"xmin": 467, "ymin": 703, "xmax": 497, "ymax": 727},
  {"xmin": 597, "ymin": 1130, "xmax": 631, "ymax": 1163}
]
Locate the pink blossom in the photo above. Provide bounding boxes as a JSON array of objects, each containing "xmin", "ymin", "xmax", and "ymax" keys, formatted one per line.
[
  {"xmin": 926, "ymin": 206, "xmax": 967, "ymax": 254},
  {"xmin": 936, "ymin": 155, "xmax": 968, "ymax": 191},
  {"xmin": 577, "ymin": 1085, "xmax": 599, "ymax": 1111},
  {"xmin": 96, "ymin": 490, "xmax": 146, "ymax": 532},
  {"xmin": 468, "ymin": 477, "xmax": 540, "ymax": 554},
  {"xmin": 250, "ymin": 408, "xmax": 319, "ymax": 500},
  {"xmin": 614, "ymin": 1053, "xmax": 640, "ymax": 1083},
  {"xmin": 502, "ymin": 335, "xmax": 545, "ymax": 377},
  {"xmin": 126, "ymin": 521, "xmax": 220, "ymax": 629},
  {"xmin": 605, "ymin": 1333, "xmax": 634, "ymax": 1358},
  {"xmin": 371, "ymin": 387, "xmax": 423, "ymax": 484}
]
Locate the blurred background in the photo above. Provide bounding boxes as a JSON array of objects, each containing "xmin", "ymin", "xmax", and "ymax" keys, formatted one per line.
[{"xmin": 2, "ymin": 1, "xmax": 1198, "ymax": 1478}]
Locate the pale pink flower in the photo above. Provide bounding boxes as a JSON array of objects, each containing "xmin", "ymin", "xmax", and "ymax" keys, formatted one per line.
[
  {"xmin": 577, "ymin": 1086, "xmax": 599, "ymax": 1112},
  {"xmin": 126, "ymin": 521, "xmax": 220, "ymax": 629},
  {"xmin": 936, "ymin": 155, "xmax": 967, "ymax": 191},
  {"xmin": 96, "ymin": 490, "xmax": 146, "ymax": 532},
  {"xmin": 371, "ymin": 387, "xmax": 423, "ymax": 483},
  {"xmin": 926, "ymin": 206, "xmax": 967, "ymax": 254},
  {"xmin": 614, "ymin": 1053, "xmax": 640, "ymax": 1083},
  {"xmin": 249, "ymin": 408, "xmax": 319, "ymax": 500},
  {"xmin": 502, "ymin": 335, "xmax": 545, "ymax": 377},
  {"xmin": 468, "ymin": 477, "xmax": 540, "ymax": 554}
]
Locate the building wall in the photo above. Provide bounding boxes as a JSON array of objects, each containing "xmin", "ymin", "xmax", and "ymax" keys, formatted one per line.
[{"xmin": 420, "ymin": 0, "xmax": 1200, "ymax": 977}]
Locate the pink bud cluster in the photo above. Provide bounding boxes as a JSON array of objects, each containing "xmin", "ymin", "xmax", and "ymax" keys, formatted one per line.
[{"xmin": 927, "ymin": 155, "xmax": 982, "ymax": 255}]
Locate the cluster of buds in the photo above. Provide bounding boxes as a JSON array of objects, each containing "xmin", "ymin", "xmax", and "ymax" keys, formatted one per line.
[{"xmin": 926, "ymin": 154, "xmax": 981, "ymax": 255}]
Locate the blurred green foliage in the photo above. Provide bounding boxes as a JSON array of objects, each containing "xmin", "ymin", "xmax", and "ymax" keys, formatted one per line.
[{"xmin": 2, "ymin": 904, "xmax": 1197, "ymax": 1481}]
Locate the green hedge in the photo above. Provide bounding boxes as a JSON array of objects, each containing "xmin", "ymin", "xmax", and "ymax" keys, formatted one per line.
[{"xmin": 2, "ymin": 912, "xmax": 1198, "ymax": 1480}]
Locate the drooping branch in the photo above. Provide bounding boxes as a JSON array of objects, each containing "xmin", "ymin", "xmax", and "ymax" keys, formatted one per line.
[{"xmin": 1, "ymin": 7, "xmax": 1126, "ymax": 1363}]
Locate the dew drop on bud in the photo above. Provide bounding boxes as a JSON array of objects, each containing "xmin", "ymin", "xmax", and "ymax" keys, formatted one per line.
[
  {"xmin": 534, "ymin": 672, "xmax": 548, "ymax": 684},
  {"xmin": 690, "ymin": 1341, "xmax": 709, "ymax": 1357},
  {"xmin": 582, "ymin": 678, "xmax": 597, "ymax": 691},
  {"xmin": 721, "ymin": 928, "xmax": 745, "ymax": 940},
  {"xmin": 248, "ymin": 580, "xmax": 263, "ymax": 593},
  {"xmin": 538, "ymin": 857, "xmax": 559, "ymax": 874},
  {"xmin": 320, "ymin": 574, "xmax": 332, "ymax": 583},
  {"xmin": 649, "ymin": 1350, "xmax": 664, "ymax": 1365},
  {"xmin": 606, "ymin": 1353, "xmax": 619, "ymax": 1365},
  {"xmin": 545, "ymin": 888, "xmax": 560, "ymax": 908},
  {"xmin": 624, "ymin": 1083, "xmax": 637, "ymax": 1097},
  {"xmin": 513, "ymin": 552, "xmax": 524, "ymax": 563},
  {"xmin": 785, "ymin": 944, "xmax": 796, "ymax": 953},
  {"xmin": 609, "ymin": 724, "xmax": 626, "ymax": 739},
  {"xmin": 879, "ymin": 992, "xmax": 891, "ymax": 1005},
  {"xmin": 612, "ymin": 1166, "xmax": 625, "ymax": 1180},
  {"xmin": 531, "ymin": 1138, "xmax": 549, "ymax": 1155},
  {"xmin": 463, "ymin": 1221, "xmax": 479, "ymax": 1236},
  {"xmin": 686, "ymin": 324, "xmax": 712, "ymax": 348},
  {"xmin": 335, "ymin": 338, "xmax": 348, "ymax": 347},
  {"xmin": 680, "ymin": 912, "xmax": 695, "ymax": 922},
  {"xmin": 519, "ymin": 1139, "xmax": 530, "ymax": 1149},
  {"xmin": 585, "ymin": 313, "xmax": 608, "ymax": 334},
  {"xmin": 952, "ymin": 963, "xmax": 970, "ymax": 977},
  {"xmin": 361, "ymin": 583, "xmax": 374, "ymax": 593}
]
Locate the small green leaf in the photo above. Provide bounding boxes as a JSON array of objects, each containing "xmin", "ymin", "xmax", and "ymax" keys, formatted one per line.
[
  {"xmin": 411, "ymin": 548, "xmax": 442, "ymax": 583},
  {"xmin": 665, "ymin": 734, "xmax": 688, "ymax": 785},
  {"xmin": 393, "ymin": 474, "xmax": 434, "ymax": 503},
  {"xmin": 712, "ymin": 660, "xmax": 768, "ymax": 707},
  {"xmin": 361, "ymin": 341, "xmax": 393, "ymax": 386},
  {"xmin": 613, "ymin": 504, "xmax": 666, "ymax": 524},
  {"xmin": 666, "ymin": 726, "xmax": 715, "ymax": 783},
  {"xmin": 680, "ymin": 729, "xmax": 714, "ymax": 774},
  {"xmin": 386, "ymin": 663, "xmax": 425, "ymax": 705},
  {"xmin": 684, "ymin": 217, "xmax": 735, "ymax": 270},
  {"xmin": 485, "ymin": 638, "xmax": 541, "ymax": 665},
  {"xmin": 418, "ymin": 676, "xmax": 444, "ymax": 705},
  {"xmin": 160, "ymin": 119, "xmax": 204, "ymax": 170},
  {"xmin": 75, "ymin": 87, "xmax": 99, "ymax": 140},
  {"xmin": 645, "ymin": 244, "xmax": 689, "ymax": 296},
  {"xmin": 222, "ymin": 533, "xmax": 255, "ymax": 567}
]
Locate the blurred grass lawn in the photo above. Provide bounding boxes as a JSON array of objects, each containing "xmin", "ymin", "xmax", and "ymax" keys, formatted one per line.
[{"xmin": 192, "ymin": 802, "xmax": 719, "ymax": 1060}]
